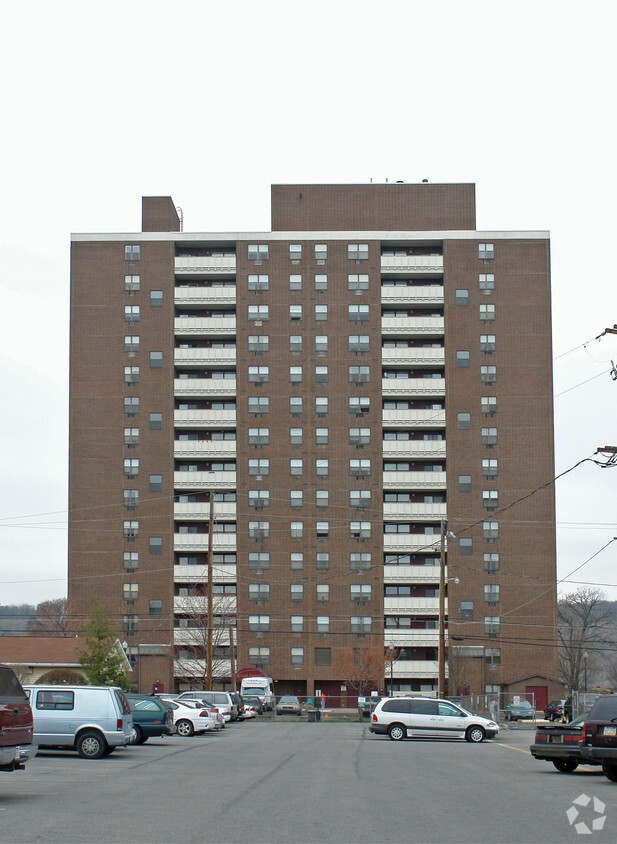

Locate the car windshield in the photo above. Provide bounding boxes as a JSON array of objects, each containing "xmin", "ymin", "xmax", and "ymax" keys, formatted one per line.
[{"xmin": 243, "ymin": 686, "xmax": 266, "ymax": 695}]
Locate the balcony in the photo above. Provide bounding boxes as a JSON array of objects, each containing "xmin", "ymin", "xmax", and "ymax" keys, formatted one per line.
[
  {"xmin": 380, "ymin": 255, "xmax": 443, "ymax": 274},
  {"xmin": 174, "ymin": 378, "xmax": 237, "ymax": 398},
  {"xmin": 174, "ymin": 440, "xmax": 236, "ymax": 459},
  {"xmin": 382, "ymin": 378, "xmax": 445, "ymax": 397},
  {"xmin": 384, "ymin": 596, "xmax": 444, "ymax": 613},
  {"xmin": 384, "ymin": 565, "xmax": 441, "ymax": 583},
  {"xmin": 385, "ymin": 630, "xmax": 439, "ymax": 648},
  {"xmin": 382, "ymin": 439, "xmax": 446, "ymax": 459},
  {"xmin": 383, "ymin": 471, "xmax": 446, "ymax": 490},
  {"xmin": 174, "ymin": 410, "xmax": 236, "ymax": 428},
  {"xmin": 381, "ymin": 316, "xmax": 444, "ymax": 336},
  {"xmin": 174, "ymin": 563, "xmax": 237, "ymax": 582},
  {"xmin": 174, "ymin": 286, "xmax": 236, "ymax": 307},
  {"xmin": 175, "ymin": 317, "xmax": 237, "ymax": 336},
  {"xmin": 175, "ymin": 255, "xmax": 236, "ymax": 275},
  {"xmin": 173, "ymin": 501, "xmax": 237, "ymax": 520},
  {"xmin": 383, "ymin": 534, "xmax": 441, "ymax": 552},
  {"xmin": 381, "ymin": 347, "xmax": 444, "ymax": 367},
  {"xmin": 173, "ymin": 533, "xmax": 236, "ymax": 552},
  {"xmin": 174, "ymin": 348, "xmax": 236, "ymax": 367},
  {"xmin": 174, "ymin": 595, "xmax": 237, "ymax": 614},
  {"xmin": 383, "ymin": 502, "xmax": 446, "ymax": 520},
  {"xmin": 381, "ymin": 286, "xmax": 444, "ymax": 306},
  {"xmin": 173, "ymin": 628, "xmax": 233, "ymax": 647},
  {"xmin": 382, "ymin": 409, "xmax": 445, "ymax": 428},
  {"xmin": 173, "ymin": 658, "xmax": 232, "ymax": 678},
  {"xmin": 174, "ymin": 470, "xmax": 236, "ymax": 489},
  {"xmin": 391, "ymin": 660, "xmax": 438, "ymax": 679}
]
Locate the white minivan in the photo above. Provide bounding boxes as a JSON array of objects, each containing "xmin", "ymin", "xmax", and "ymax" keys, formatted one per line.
[
  {"xmin": 370, "ymin": 696, "xmax": 499, "ymax": 743},
  {"xmin": 24, "ymin": 685, "xmax": 133, "ymax": 759}
]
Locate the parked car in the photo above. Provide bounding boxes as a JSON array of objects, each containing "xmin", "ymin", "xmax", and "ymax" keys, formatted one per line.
[
  {"xmin": 172, "ymin": 698, "xmax": 225, "ymax": 729},
  {"xmin": 543, "ymin": 699, "xmax": 567, "ymax": 722},
  {"xmin": 502, "ymin": 699, "xmax": 535, "ymax": 721},
  {"xmin": 23, "ymin": 684, "xmax": 132, "ymax": 759},
  {"xmin": 579, "ymin": 694, "xmax": 617, "ymax": 782},
  {"xmin": 125, "ymin": 694, "xmax": 174, "ymax": 743},
  {"xmin": 529, "ymin": 714, "xmax": 595, "ymax": 772},
  {"xmin": 230, "ymin": 692, "xmax": 245, "ymax": 720},
  {"xmin": 177, "ymin": 691, "xmax": 236, "ymax": 721},
  {"xmin": 0, "ymin": 665, "xmax": 34, "ymax": 772},
  {"xmin": 160, "ymin": 699, "xmax": 217, "ymax": 736},
  {"xmin": 370, "ymin": 696, "xmax": 499, "ymax": 742},
  {"xmin": 361, "ymin": 696, "xmax": 382, "ymax": 717},
  {"xmin": 242, "ymin": 695, "xmax": 264, "ymax": 715},
  {"xmin": 276, "ymin": 695, "xmax": 302, "ymax": 715}
]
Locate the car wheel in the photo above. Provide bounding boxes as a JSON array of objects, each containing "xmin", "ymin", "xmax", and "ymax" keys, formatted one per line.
[
  {"xmin": 76, "ymin": 731, "xmax": 106, "ymax": 759},
  {"xmin": 465, "ymin": 726, "xmax": 486, "ymax": 743},
  {"xmin": 602, "ymin": 762, "xmax": 617, "ymax": 782},
  {"xmin": 132, "ymin": 726, "xmax": 143, "ymax": 744},
  {"xmin": 136, "ymin": 734, "xmax": 149, "ymax": 745},
  {"xmin": 388, "ymin": 723, "xmax": 406, "ymax": 741},
  {"xmin": 552, "ymin": 758, "xmax": 578, "ymax": 773},
  {"xmin": 176, "ymin": 719, "xmax": 194, "ymax": 737}
]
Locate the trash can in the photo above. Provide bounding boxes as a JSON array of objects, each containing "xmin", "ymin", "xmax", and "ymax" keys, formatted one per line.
[{"xmin": 308, "ymin": 710, "xmax": 316, "ymax": 722}]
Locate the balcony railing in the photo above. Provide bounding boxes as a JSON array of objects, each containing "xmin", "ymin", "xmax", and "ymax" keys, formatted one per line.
[
  {"xmin": 175, "ymin": 317, "xmax": 237, "ymax": 335},
  {"xmin": 385, "ymin": 630, "xmax": 439, "ymax": 647},
  {"xmin": 173, "ymin": 533, "xmax": 236, "ymax": 552},
  {"xmin": 174, "ymin": 440, "xmax": 236, "ymax": 459},
  {"xmin": 391, "ymin": 659, "xmax": 439, "ymax": 678},
  {"xmin": 382, "ymin": 378, "xmax": 445, "ymax": 397},
  {"xmin": 382, "ymin": 471, "xmax": 446, "ymax": 490},
  {"xmin": 384, "ymin": 564, "xmax": 441, "ymax": 583},
  {"xmin": 174, "ymin": 563, "xmax": 237, "ymax": 582},
  {"xmin": 174, "ymin": 410, "xmax": 236, "ymax": 427},
  {"xmin": 381, "ymin": 316, "xmax": 444, "ymax": 335},
  {"xmin": 381, "ymin": 347, "xmax": 444, "ymax": 366},
  {"xmin": 175, "ymin": 255, "xmax": 236, "ymax": 274},
  {"xmin": 382, "ymin": 409, "xmax": 445, "ymax": 428},
  {"xmin": 174, "ymin": 470, "xmax": 236, "ymax": 489},
  {"xmin": 174, "ymin": 595, "xmax": 237, "ymax": 613},
  {"xmin": 380, "ymin": 255, "xmax": 443, "ymax": 273},
  {"xmin": 381, "ymin": 286, "xmax": 444, "ymax": 305},
  {"xmin": 174, "ymin": 348, "xmax": 236, "ymax": 367},
  {"xmin": 174, "ymin": 378, "xmax": 237, "ymax": 397},
  {"xmin": 382, "ymin": 440, "xmax": 446, "ymax": 459},
  {"xmin": 174, "ymin": 286, "xmax": 236, "ymax": 306},
  {"xmin": 383, "ymin": 534, "xmax": 441, "ymax": 552},
  {"xmin": 384, "ymin": 596, "xmax": 445, "ymax": 613}
]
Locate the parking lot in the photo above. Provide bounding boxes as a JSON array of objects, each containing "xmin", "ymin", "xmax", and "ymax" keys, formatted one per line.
[{"xmin": 1, "ymin": 722, "xmax": 615, "ymax": 843}]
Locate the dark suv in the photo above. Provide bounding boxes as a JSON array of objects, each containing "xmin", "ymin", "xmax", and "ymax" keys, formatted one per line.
[
  {"xmin": 0, "ymin": 665, "xmax": 34, "ymax": 772},
  {"xmin": 579, "ymin": 694, "xmax": 617, "ymax": 782}
]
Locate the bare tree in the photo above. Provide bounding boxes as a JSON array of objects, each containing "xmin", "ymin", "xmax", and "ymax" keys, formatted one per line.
[
  {"xmin": 174, "ymin": 590, "xmax": 236, "ymax": 687},
  {"xmin": 558, "ymin": 587, "xmax": 613, "ymax": 692},
  {"xmin": 333, "ymin": 645, "xmax": 386, "ymax": 700},
  {"xmin": 28, "ymin": 598, "xmax": 69, "ymax": 636}
]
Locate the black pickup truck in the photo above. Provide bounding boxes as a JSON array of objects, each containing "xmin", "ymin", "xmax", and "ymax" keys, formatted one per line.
[{"xmin": 579, "ymin": 694, "xmax": 617, "ymax": 782}]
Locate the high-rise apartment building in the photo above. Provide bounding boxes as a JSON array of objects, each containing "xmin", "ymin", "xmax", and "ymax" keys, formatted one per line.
[{"xmin": 69, "ymin": 183, "xmax": 561, "ymax": 706}]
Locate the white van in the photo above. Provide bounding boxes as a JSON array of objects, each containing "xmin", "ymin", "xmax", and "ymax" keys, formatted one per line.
[
  {"xmin": 240, "ymin": 677, "xmax": 275, "ymax": 710},
  {"xmin": 24, "ymin": 685, "xmax": 133, "ymax": 759}
]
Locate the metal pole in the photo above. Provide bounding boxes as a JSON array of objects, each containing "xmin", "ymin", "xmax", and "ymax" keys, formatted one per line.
[
  {"xmin": 438, "ymin": 520, "xmax": 446, "ymax": 698},
  {"xmin": 206, "ymin": 493, "xmax": 214, "ymax": 690}
]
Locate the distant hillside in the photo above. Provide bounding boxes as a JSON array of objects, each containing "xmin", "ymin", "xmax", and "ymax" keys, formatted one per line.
[{"xmin": 0, "ymin": 604, "xmax": 36, "ymax": 635}]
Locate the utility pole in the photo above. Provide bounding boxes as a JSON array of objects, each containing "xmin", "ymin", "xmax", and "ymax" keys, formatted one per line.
[
  {"xmin": 438, "ymin": 520, "xmax": 447, "ymax": 699},
  {"xmin": 206, "ymin": 493, "xmax": 214, "ymax": 690},
  {"xmin": 229, "ymin": 624, "xmax": 236, "ymax": 693}
]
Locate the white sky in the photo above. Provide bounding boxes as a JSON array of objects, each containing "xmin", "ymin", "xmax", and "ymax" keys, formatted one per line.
[{"xmin": 1, "ymin": 0, "xmax": 617, "ymax": 606}]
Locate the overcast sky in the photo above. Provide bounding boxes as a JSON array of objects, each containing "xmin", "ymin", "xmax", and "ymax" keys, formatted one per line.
[{"xmin": 1, "ymin": 1, "xmax": 616, "ymax": 606}]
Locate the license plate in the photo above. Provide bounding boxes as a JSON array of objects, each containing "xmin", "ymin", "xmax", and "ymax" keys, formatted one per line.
[
  {"xmin": 549, "ymin": 735, "xmax": 564, "ymax": 743},
  {"xmin": 603, "ymin": 726, "xmax": 617, "ymax": 736}
]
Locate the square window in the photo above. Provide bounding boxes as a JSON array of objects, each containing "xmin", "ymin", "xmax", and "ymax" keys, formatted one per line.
[
  {"xmin": 481, "ymin": 365, "xmax": 496, "ymax": 383},
  {"xmin": 291, "ymin": 615, "xmax": 304, "ymax": 633},
  {"xmin": 248, "ymin": 335, "xmax": 269, "ymax": 353},
  {"xmin": 317, "ymin": 615, "xmax": 330, "ymax": 633},
  {"xmin": 315, "ymin": 366, "xmax": 328, "ymax": 383},
  {"xmin": 291, "ymin": 647, "xmax": 304, "ymax": 666},
  {"xmin": 350, "ymin": 552, "xmax": 371, "ymax": 570},
  {"xmin": 478, "ymin": 243, "xmax": 494, "ymax": 260},
  {"xmin": 348, "ymin": 244, "xmax": 369, "ymax": 260},
  {"xmin": 289, "ymin": 244, "xmax": 302, "ymax": 261},
  {"xmin": 248, "ymin": 647, "xmax": 270, "ymax": 664},
  {"xmin": 458, "ymin": 475, "xmax": 472, "ymax": 492},
  {"xmin": 249, "ymin": 552, "xmax": 270, "ymax": 570},
  {"xmin": 315, "ymin": 459, "xmax": 329, "ymax": 476},
  {"xmin": 290, "ymin": 305, "xmax": 302, "ymax": 321},
  {"xmin": 248, "ymin": 244, "xmax": 269, "ymax": 261},
  {"xmin": 316, "ymin": 584, "xmax": 330, "ymax": 602},
  {"xmin": 290, "ymin": 553, "xmax": 303, "ymax": 570},
  {"xmin": 350, "ymin": 490, "xmax": 371, "ymax": 508},
  {"xmin": 290, "ymin": 396, "xmax": 303, "ymax": 415},
  {"xmin": 290, "ymin": 459, "xmax": 303, "ymax": 476},
  {"xmin": 460, "ymin": 601, "xmax": 474, "ymax": 618},
  {"xmin": 482, "ymin": 489, "xmax": 499, "ymax": 507},
  {"xmin": 316, "ymin": 396, "xmax": 328, "ymax": 415},
  {"xmin": 248, "ymin": 397, "xmax": 269, "ymax": 414},
  {"xmin": 349, "ymin": 335, "xmax": 370, "ymax": 352},
  {"xmin": 455, "ymin": 289, "xmax": 469, "ymax": 305},
  {"xmin": 481, "ymin": 427, "xmax": 498, "ymax": 445},
  {"xmin": 149, "ymin": 412, "xmax": 162, "ymax": 429},
  {"xmin": 348, "ymin": 305, "xmax": 369, "ymax": 322},
  {"xmin": 150, "ymin": 351, "xmax": 163, "ymax": 368},
  {"xmin": 249, "ymin": 521, "xmax": 269, "ymax": 540},
  {"xmin": 349, "ymin": 366, "xmax": 370, "ymax": 383},
  {"xmin": 124, "ymin": 335, "xmax": 140, "ymax": 353},
  {"xmin": 124, "ymin": 458, "xmax": 139, "ymax": 476},
  {"xmin": 315, "ymin": 428, "xmax": 329, "ymax": 445},
  {"xmin": 289, "ymin": 274, "xmax": 302, "ymax": 291},
  {"xmin": 248, "ymin": 274, "xmax": 269, "ymax": 291},
  {"xmin": 150, "ymin": 290, "xmax": 163, "ymax": 307},
  {"xmin": 290, "ymin": 520, "xmax": 304, "ymax": 539},
  {"xmin": 248, "ymin": 428, "xmax": 270, "ymax": 446},
  {"xmin": 315, "ymin": 490, "xmax": 329, "ymax": 507},
  {"xmin": 149, "ymin": 599, "xmax": 162, "ymax": 616},
  {"xmin": 314, "ymin": 274, "xmax": 328, "ymax": 291},
  {"xmin": 481, "ymin": 396, "xmax": 497, "ymax": 415},
  {"xmin": 484, "ymin": 552, "xmax": 500, "ymax": 572},
  {"xmin": 479, "ymin": 273, "xmax": 495, "ymax": 291},
  {"xmin": 314, "ymin": 647, "xmax": 331, "ymax": 666},
  {"xmin": 124, "ymin": 305, "xmax": 140, "ymax": 323},
  {"xmin": 484, "ymin": 584, "xmax": 500, "ymax": 603},
  {"xmin": 289, "ymin": 427, "xmax": 303, "ymax": 445},
  {"xmin": 123, "ymin": 552, "xmax": 138, "ymax": 570},
  {"xmin": 483, "ymin": 521, "xmax": 499, "ymax": 539},
  {"xmin": 248, "ymin": 458, "xmax": 270, "ymax": 476},
  {"xmin": 457, "ymin": 412, "xmax": 471, "ymax": 430},
  {"xmin": 459, "ymin": 537, "xmax": 473, "ymax": 555},
  {"xmin": 125, "ymin": 245, "xmax": 140, "ymax": 262},
  {"xmin": 480, "ymin": 304, "xmax": 495, "ymax": 323},
  {"xmin": 349, "ymin": 427, "xmax": 370, "ymax": 445},
  {"xmin": 315, "ymin": 335, "xmax": 328, "ymax": 353},
  {"xmin": 314, "ymin": 244, "xmax": 327, "ymax": 261},
  {"xmin": 149, "ymin": 474, "xmax": 163, "ymax": 492},
  {"xmin": 123, "ymin": 427, "xmax": 139, "ymax": 445},
  {"xmin": 249, "ymin": 490, "xmax": 270, "ymax": 508},
  {"xmin": 480, "ymin": 335, "xmax": 496, "ymax": 353},
  {"xmin": 349, "ymin": 397, "xmax": 370, "ymax": 414},
  {"xmin": 348, "ymin": 274, "xmax": 369, "ymax": 291},
  {"xmin": 289, "ymin": 367, "xmax": 303, "ymax": 384},
  {"xmin": 248, "ymin": 305, "xmax": 269, "ymax": 322},
  {"xmin": 290, "ymin": 583, "xmax": 304, "ymax": 601},
  {"xmin": 316, "ymin": 521, "xmax": 329, "ymax": 539},
  {"xmin": 290, "ymin": 490, "xmax": 303, "ymax": 508},
  {"xmin": 124, "ymin": 275, "xmax": 140, "ymax": 292},
  {"xmin": 149, "ymin": 536, "xmax": 162, "ymax": 554},
  {"xmin": 315, "ymin": 304, "xmax": 328, "ymax": 321},
  {"xmin": 316, "ymin": 552, "xmax": 330, "ymax": 570},
  {"xmin": 289, "ymin": 335, "xmax": 302, "ymax": 353},
  {"xmin": 456, "ymin": 351, "xmax": 470, "ymax": 367},
  {"xmin": 482, "ymin": 458, "xmax": 498, "ymax": 478}
]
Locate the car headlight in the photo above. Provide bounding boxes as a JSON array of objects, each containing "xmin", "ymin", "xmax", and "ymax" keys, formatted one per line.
[{"xmin": 487, "ymin": 721, "xmax": 497, "ymax": 728}]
